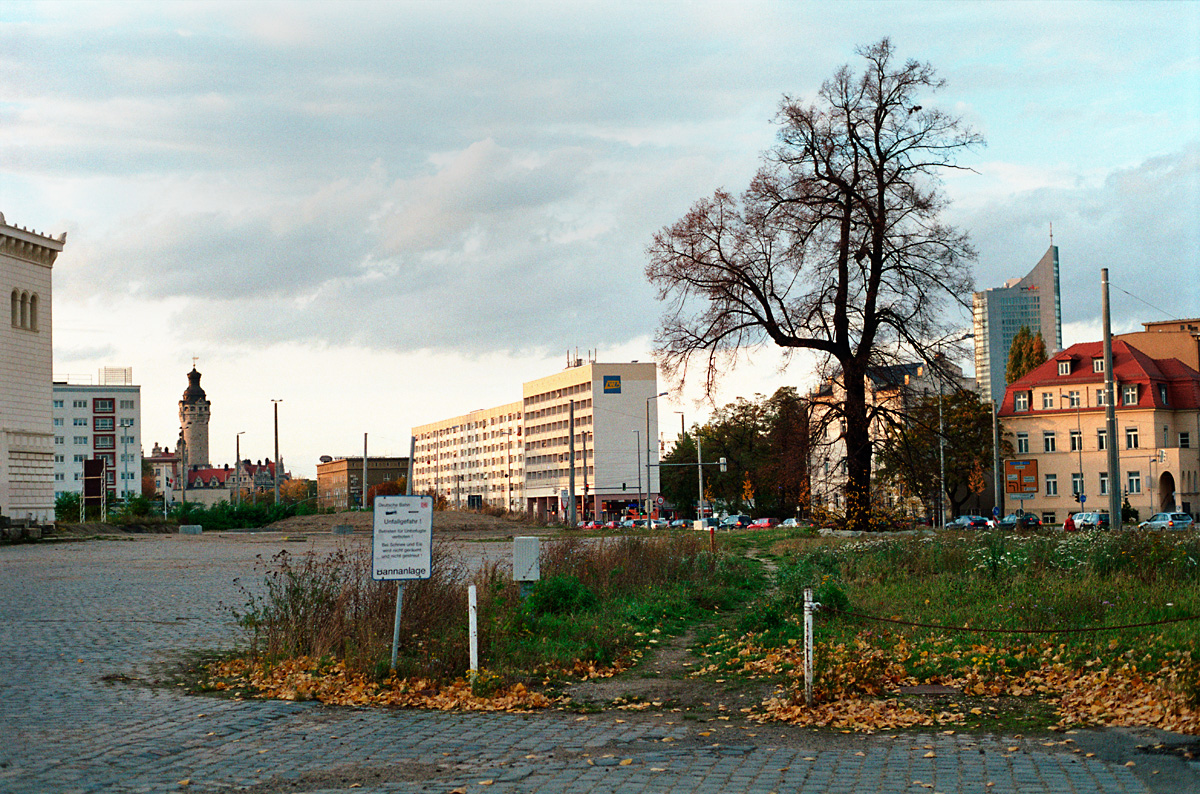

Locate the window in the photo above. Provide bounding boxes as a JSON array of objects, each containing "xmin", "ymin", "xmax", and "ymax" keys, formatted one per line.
[
  {"xmin": 54, "ymin": 436, "xmax": 63, "ymax": 445},
  {"xmin": 1042, "ymin": 392, "xmax": 1055, "ymax": 409},
  {"xmin": 73, "ymin": 400, "xmax": 86, "ymax": 408},
  {"xmin": 1042, "ymin": 512, "xmax": 1056, "ymax": 525},
  {"xmin": 73, "ymin": 436, "xmax": 88, "ymax": 445},
  {"xmin": 54, "ymin": 453, "xmax": 64, "ymax": 463},
  {"xmin": 73, "ymin": 418, "xmax": 87, "ymax": 426},
  {"xmin": 1043, "ymin": 431, "xmax": 1057, "ymax": 453},
  {"xmin": 1016, "ymin": 433, "xmax": 1029, "ymax": 454},
  {"xmin": 1058, "ymin": 360, "xmax": 1071, "ymax": 376},
  {"xmin": 120, "ymin": 435, "xmax": 135, "ymax": 445},
  {"xmin": 55, "ymin": 473, "xmax": 65, "ymax": 481},
  {"xmin": 93, "ymin": 417, "xmax": 114, "ymax": 431},
  {"xmin": 1122, "ymin": 384, "xmax": 1139, "ymax": 406},
  {"xmin": 93, "ymin": 399, "xmax": 114, "ymax": 413},
  {"xmin": 1067, "ymin": 390, "xmax": 1080, "ymax": 407},
  {"xmin": 1071, "ymin": 473, "xmax": 1084, "ymax": 496},
  {"xmin": 53, "ymin": 418, "xmax": 64, "ymax": 427},
  {"xmin": 1164, "ymin": 425, "xmax": 1170, "ymax": 447},
  {"xmin": 93, "ymin": 435, "xmax": 114, "ymax": 450},
  {"xmin": 1070, "ymin": 430, "xmax": 1082, "ymax": 451},
  {"xmin": 1096, "ymin": 389, "xmax": 1108, "ymax": 406},
  {"xmin": 1093, "ymin": 358, "xmax": 1105, "ymax": 373},
  {"xmin": 1097, "ymin": 429, "xmax": 1107, "ymax": 450},
  {"xmin": 53, "ymin": 399, "xmax": 64, "ymax": 408},
  {"xmin": 1014, "ymin": 392, "xmax": 1030, "ymax": 411},
  {"xmin": 1127, "ymin": 471, "xmax": 1142, "ymax": 495},
  {"xmin": 74, "ymin": 454, "xmax": 85, "ymax": 462},
  {"xmin": 1182, "ymin": 432, "xmax": 1192, "ymax": 449},
  {"xmin": 1045, "ymin": 473, "xmax": 1058, "ymax": 496},
  {"xmin": 1099, "ymin": 471, "xmax": 1109, "ymax": 495},
  {"xmin": 1126, "ymin": 427, "xmax": 1139, "ymax": 450},
  {"xmin": 119, "ymin": 399, "xmax": 135, "ymax": 409}
]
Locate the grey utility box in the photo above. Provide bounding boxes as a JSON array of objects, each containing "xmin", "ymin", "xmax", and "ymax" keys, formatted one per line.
[
  {"xmin": 179, "ymin": 525, "xmax": 203, "ymax": 535},
  {"xmin": 513, "ymin": 536, "xmax": 540, "ymax": 582}
]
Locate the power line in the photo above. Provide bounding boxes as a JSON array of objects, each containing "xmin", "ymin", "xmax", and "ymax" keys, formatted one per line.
[{"xmin": 1109, "ymin": 282, "xmax": 1175, "ymax": 321}]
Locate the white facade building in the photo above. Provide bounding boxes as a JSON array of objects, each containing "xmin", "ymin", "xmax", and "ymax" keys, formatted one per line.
[
  {"xmin": 2, "ymin": 213, "xmax": 65, "ymax": 523},
  {"xmin": 52, "ymin": 370, "xmax": 142, "ymax": 501},
  {"xmin": 410, "ymin": 360, "xmax": 663, "ymax": 521}
]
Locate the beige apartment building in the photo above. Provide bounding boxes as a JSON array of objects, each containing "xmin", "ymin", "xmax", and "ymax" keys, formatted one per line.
[
  {"xmin": 410, "ymin": 359, "xmax": 663, "ymax": 521},
  {"xmin": 998, "ymin": 338, "xmax": 1200, "ymax": 525},
  {"xmin": 412, "ymin": 402, "xmax": 524, "ymax": 511}
]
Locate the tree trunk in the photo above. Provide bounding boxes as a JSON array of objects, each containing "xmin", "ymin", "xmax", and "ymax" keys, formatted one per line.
[{"xmin": 842, "ymin": 363, "xmax": 873, "ymax": 532}]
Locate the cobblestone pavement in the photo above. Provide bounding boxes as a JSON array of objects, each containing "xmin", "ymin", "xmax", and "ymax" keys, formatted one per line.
[{"xmin": 2, "ymin": 533, "xmax": 1197, "ymax": 794}]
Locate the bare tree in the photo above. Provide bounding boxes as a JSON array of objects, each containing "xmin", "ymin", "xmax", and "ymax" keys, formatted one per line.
[{"xmin": 646, "ymin": 39, "xmax": 981, "ymax": 531}]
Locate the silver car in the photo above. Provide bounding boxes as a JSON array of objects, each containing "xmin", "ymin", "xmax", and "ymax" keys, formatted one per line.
[{"xmin": 1137, "ymin": 512, "xmax": 1195, "ymax": 531}]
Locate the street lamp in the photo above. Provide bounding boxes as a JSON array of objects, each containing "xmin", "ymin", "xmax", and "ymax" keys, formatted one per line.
[
  {"xmin": 646, "ymin": 391, "xmax": 667, "ymax": 519},
  {"xmin": 632, "ymin": 429, "xmax": 642, "ymax": 517},
  {"xmin": 271, "ymin": 399, "xmax": 282, "ymax": 504},
  {"xmin": 235, "ymin": 431, "xmax": 245, "ymax": 505}
]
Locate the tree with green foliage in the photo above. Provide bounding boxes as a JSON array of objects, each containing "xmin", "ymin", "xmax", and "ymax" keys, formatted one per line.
[
  {"xmin": 659, "ymin": 388, "xmax": 814, "ymax": 518},
  {"xmin": 877, "ymin": 388, "xmax": 1007, "ymax": 518},
  {"xmin": 1006, "ymin": 325, "xmax": 1047, "ymax": 384}
]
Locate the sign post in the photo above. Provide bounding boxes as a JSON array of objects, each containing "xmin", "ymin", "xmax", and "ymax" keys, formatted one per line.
[{"xmin": 373, "ymin": 494, "xmax": 433, "ymax": 670}]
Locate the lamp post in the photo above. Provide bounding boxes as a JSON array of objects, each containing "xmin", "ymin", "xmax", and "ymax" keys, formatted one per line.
[
  {"xmin": 119, "ymin": 418, "xmax": 133, "ymax": 501},
  {"xmin": 235, "ymin": 431, "xmax": 245, "ymax": 505},
  {"xmin": 633, "ymin": 430, "xmax": 642, "ymax": 517},
  {"xmin": 646, "ymin": 391, "xmax": 667, "ymax": 519}
]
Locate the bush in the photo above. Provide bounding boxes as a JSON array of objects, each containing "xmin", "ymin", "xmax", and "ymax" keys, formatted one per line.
[
  {"xmin": 525, "ymin": 575, "xmax": 597, "ymax": 616},
  {"xmin": 55, "ymin": 492, "xmax": 80, "ymax": 521}
]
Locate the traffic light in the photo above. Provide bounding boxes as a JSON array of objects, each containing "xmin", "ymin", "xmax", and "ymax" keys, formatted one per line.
[
  {"xmin": 719, "ymin": 457, "xmax": 727, "ymax": 472},
  {"xmin": 622, "ymin": 482, "xmax": 627, "ymax": 491}
]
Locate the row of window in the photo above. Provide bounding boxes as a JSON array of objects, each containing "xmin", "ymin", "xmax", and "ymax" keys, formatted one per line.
[
  {"xmin": 1016, "ymin": 427, "xmax": 1190, "ymax": 454},
  {"xmin": 53, "ymin": 417, "xmax": 134, "ymax": 430},
  {"xmin": 1014, "ymin": 384, "xmax": 1143, "ymax": 411},
  {"xmin": 1041, "ymin": 470, "xmax": 1142, "ymax": 496},
  {"xmin": 10, "ymin": 289, "xmax": 39, "ymax": 331},
  {"xmin": 51, "ymin": 399, "xmax": 135, "ymax": 410}
]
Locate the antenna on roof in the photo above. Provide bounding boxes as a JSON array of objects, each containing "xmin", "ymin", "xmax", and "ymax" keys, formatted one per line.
[{"xmin": 1049, "ymin": 223, "xmax": 1054, "ymax": 246}]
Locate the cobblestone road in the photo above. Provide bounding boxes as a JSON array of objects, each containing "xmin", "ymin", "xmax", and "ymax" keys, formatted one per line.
[{"xmin": 2, "ymin": 533, "xmax": 1197, "ymax": 793}]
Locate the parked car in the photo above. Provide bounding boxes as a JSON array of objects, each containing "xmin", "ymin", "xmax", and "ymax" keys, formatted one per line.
[
  {"xmin": 669, "ymin": 519, "xmax": 690, "ymax": 528},
  {"xmin": 603, "ymin": 520, "xmax": 621, "ymax": 529},
  {"xmin": 720, "ymin": 514, "xmax": 753, "ymax": 529},
  {"xmin": 998, "ymin": 512, "xmax": 1042, "ymax": 529},
  {"xmin": 748, "ymin": 517, "xmax": 780, "ymax": 529},
  {"xmin": 946, "ymin": 515, "xmax": 989, "ymax": 529},
  {"xmin": 1072, "ymin": 512, "xmax": 1111, "ymax": 531},
  {"xmin": 1138, "ymin": 512, "xmax": 1196, "ymax": 531},
  {"xmin": 649, "ymin": 518, "xmax": 668, "ymax": 529},
  {"xmin": 693, "ymin": 517, "xmax": 720, "ymax": 530},
  {"xmin": 782, "ymin": 517, "xmax": 800, "ymax": 527}
]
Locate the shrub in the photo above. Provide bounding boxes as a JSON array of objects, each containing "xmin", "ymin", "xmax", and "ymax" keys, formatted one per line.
[{"xmin": 525, "ymin": 575, "xmax": 597, "ymax": 616}]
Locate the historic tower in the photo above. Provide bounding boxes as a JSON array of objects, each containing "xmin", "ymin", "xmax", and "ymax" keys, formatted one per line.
[{"xmin": 178, "ymin": 367, "xmax": 211, "ymax": 470}]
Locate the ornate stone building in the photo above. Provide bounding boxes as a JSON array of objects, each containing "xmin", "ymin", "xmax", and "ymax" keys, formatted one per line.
[
  {"xmin": 2, "ymin": 213, "xmax": 66, "ymax": 522},
  {"xmin": 178, "ymin": 367, "xmax": 211, "ymax": 471}
]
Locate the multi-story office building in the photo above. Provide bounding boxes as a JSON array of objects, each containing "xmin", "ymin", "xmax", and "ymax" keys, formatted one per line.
[
  {"xmin": 52, "ymin": 370, "xmax": 142, "ymax": 500},
  {"xmin": 410, "ymin": 360, "xmax": 663, "ymax": 521},
  {"xmin": 973, "ymin": 245, "xmax": 1063, "ymax": 404},
  {"xmin": 2, "ymin": 213, "xmax": 66, "ymax": 522},
  {"xmin": 998, "ymin": 337, "xmax": 1200, "ymax": 525},
  {"xmin": 412, "ymin": 402, "xmax": 523, "ymax": 510},
  {"xmin": 316, "ymin": 456, "xmax": 410, "ymax": 510}
]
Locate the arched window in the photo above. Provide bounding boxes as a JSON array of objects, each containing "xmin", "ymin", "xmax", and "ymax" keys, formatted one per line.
[
  {"xmin": 29, "ymin": 293, "xmax": 38, "ymax": 331},
  {"xmin": 10, "ymin": 290, "xmax": 17, "ymax": 327},
  {"xmin": 20, "ymin": 292, "xmax": 30, "ymax": 329}
]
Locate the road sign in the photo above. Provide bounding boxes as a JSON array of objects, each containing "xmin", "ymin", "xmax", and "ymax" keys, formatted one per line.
[
  {"xmin": 992, "ymin": 506, "xmax": 999, "ymax": 518},
  {"xmin": 372, "ymin": 495, "xmax": 432, "ymax": 581},
  {"xmin": 1004, "ymin": 460, "xmax": 1039, "ymax": 495},
  {"xmin": 1079, "ymin": 494, "xmax": 1087, "ymax": 504},
  {"xmin": 656, "ymin": 495, "xmax": 664, "ymax": 506},
  {"xmin": 1011, "ymin": 492, "xmax": 1034, "ymax": 500}
]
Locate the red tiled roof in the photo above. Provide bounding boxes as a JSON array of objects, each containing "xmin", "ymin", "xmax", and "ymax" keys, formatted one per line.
[{"xmin": 999, "ymin": 340, "xmax": 1200, "ymax": 416}]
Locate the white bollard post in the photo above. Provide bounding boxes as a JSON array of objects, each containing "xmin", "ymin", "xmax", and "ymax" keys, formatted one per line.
[
  {"xmin": 468, "ymin": 584, "xmax": 479, "ymax": 685},
  {"xmin": 804, "ymin": 586, "xmax": 814, "ymax": 706}
]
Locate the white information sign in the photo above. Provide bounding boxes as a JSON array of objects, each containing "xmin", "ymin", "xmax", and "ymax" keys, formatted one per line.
[{"xmin": 372, "ymin": 495, "xmax": 433, "ymax": 581}]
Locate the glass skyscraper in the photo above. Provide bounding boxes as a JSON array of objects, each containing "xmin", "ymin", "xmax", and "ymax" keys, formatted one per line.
[{"xmin": 972, "ymin": 245, "xmax": 1063, "ymax": 403}]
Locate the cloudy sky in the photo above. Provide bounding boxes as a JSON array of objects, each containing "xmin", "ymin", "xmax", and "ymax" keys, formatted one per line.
[{"xmin": 4, "ymin": 1, "xmax": 1198, "ymax": 477}]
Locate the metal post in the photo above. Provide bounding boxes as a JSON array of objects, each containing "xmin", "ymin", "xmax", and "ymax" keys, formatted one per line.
[
  {"xmin": 803, "ymin": 586, "xmax": 815, "ymax": 706},
  {"xmin": 468, "ymin": 584, "xmax": 479, "ymax": 685},
  {"xmin": 363, "ymin": 433, "xmax": 368, "ymax": 510},
  {"xmin": 697, "ymin": 434, "xmax": 705, "ymax": 522},
  {"xmin": 581, "ymin": 430, "xmax": 589, "ymax": 521},
  {"xmin": 1101, "ymin": 269, "xmax": 1122, "ymax": 526},
  {"xmin": 271, "ymin": 399, "xmax": 282, "ymax": 504},
  {"xmin": 938, "ymin": 365, "xmax": 946, "ymax": 530},
  {"xmin": 568, "ymin": 399, "xmax": 577, "ymax": 527},
  {"xmin": 633, "ymin": 430, "xmax": 642, "ymax": 519},
  {"xmin": 646, "ymin": 392, "xmax": 666, "ymax": 521},
  {"xmin": 390, "ymin": 436, "xmax": 417, "ymax": 673},
  {"xmin": 992, "ymin": 400, "xmax": 1002, "ymax": 522},
  {"xmin": 235, "ymin": 432, "xmax": 244, "ymax": 506}
]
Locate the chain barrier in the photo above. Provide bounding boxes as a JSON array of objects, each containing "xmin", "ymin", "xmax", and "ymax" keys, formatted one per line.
[{"xmin": 822, "ymin": 606, "xmax": 1200, "ymax": 634}]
